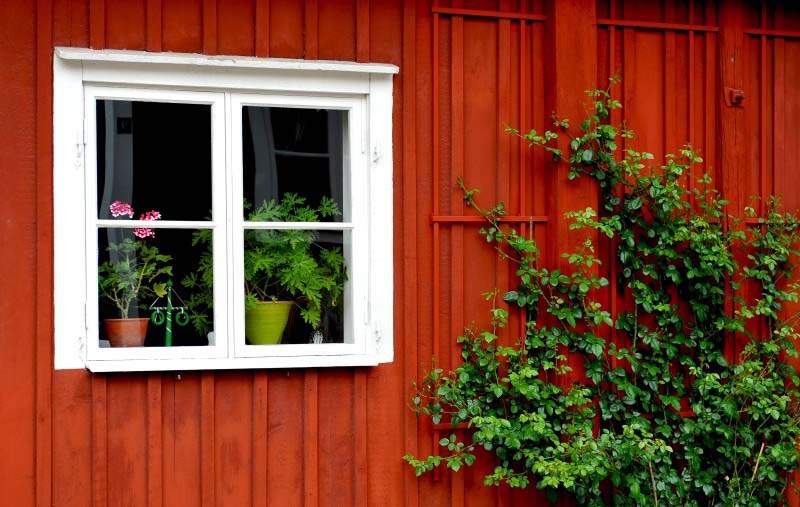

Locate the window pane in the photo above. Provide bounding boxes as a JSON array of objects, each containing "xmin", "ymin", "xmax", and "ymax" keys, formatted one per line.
[
  {"xmin": 97, "ymin": 227, "xmax": 215, "ymax": 347},
  {"xmin": 243, "ymin": 229, "xmax": 347, "ymax": 345},
  {"xmin": 96, "ymin": 100, "xmax": 212, "ymax": 221},
  {"xmin": 242, "ymin": 106, "xmax": 347, "ymax": 222}
]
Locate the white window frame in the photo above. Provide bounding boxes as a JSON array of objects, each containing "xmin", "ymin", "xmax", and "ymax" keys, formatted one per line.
[{"xmin": 53, "ymin": 47, "xmax": 397, "ymax": 372}]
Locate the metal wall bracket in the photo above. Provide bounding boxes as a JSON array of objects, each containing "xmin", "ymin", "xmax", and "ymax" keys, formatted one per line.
[{"xmin": 724, "ymin": 87, "xmax": 745, "ymax": 107}]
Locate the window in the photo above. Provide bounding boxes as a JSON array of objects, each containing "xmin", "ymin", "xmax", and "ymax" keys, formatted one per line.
[{"xmin": 53, "ymin": 48, "xmax": 397, "ymax": 371}]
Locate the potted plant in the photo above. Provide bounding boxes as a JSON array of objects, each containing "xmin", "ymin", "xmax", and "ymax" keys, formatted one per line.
[
  {"xmin": 182, "ymin": 193, "xmax": 347, "ymax": 345},
  {"xmin": 99, "ymin": 201, "xmax": 172, "ymax": 347}
]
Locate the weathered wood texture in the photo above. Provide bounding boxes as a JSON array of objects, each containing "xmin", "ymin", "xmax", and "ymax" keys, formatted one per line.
[{"xmin": 0, "ymin": 0, "xmax": 799, "ymax": 505}]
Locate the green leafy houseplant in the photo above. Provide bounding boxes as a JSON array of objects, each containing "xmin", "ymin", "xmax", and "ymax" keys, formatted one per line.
[
  {"xmin": 99, "ymin": 201, "xmax": 172, "ymax": 347},
  {"xmin": 182, "ymin": 193, "xmax": 347, "ymax": 343},
  {"xmin": 98, "ymin": 238, "xmax": 171, "ymax": 319},
  {"xmin": 405, "ymin": 80, "xmax": 800, "ymax": 506}
]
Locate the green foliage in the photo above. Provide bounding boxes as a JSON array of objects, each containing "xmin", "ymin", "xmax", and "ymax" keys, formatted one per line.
[
  {"xmin": 406, "ymin": 80, "xmax": 800, "ymax": 506},
  {"xmin": 98, "ymin": 237, "xmax": 172, "ymax": 319},
  {"xmin": 182, "ymin": 193, "xmax": 347, "ymax": 334}
]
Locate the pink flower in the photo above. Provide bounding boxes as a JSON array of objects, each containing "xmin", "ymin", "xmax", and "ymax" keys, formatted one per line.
[
  {"xmin": 109, "ymin": 200, "xmax": 134, "ymax": 218},
  {"xmin": 134, "ymin": 210, "xmax": 162, "ymax": 239}
]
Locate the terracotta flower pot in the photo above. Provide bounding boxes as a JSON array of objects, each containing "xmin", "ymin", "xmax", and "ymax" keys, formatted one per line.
[
  {"xmin": 104, "ymin": 318, "xmax": 149, "ymax": 347},
  {"xmin": 245, "ymin": 301, "xmax": 293, "ymax": 345}
]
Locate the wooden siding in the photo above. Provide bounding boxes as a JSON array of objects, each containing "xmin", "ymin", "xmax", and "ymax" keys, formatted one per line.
[{"xmin": 1, "ymin": 0, "xmax": 800, "ymax": 505}]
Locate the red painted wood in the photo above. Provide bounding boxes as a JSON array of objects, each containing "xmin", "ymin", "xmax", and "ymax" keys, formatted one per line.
[
  {"xmin": 199, "ymin": 372, "xmax": 215, "ymax": 507},
  {"xmin": 162, "ymin": 0, "xmax": 202, "ymax": 53},
  {"xmin": 255, "ymin": 0, "xmax": 270, "ymax": 58},
  {"xmin": 215, "ymin": 373, "xmax": 253, "ymax": 506},
  {"xmin": 319, "ymin": 0, "xmax": 355, "ymax": 61},
  {"xmin": 89, "ymin": 0, "xmax": 105, "ymax": 48},
  {"xmin": 267, "ymin": 372, "xmax": 303, "ymax": 507},
  {"xmin": 252, "ymin": 372, "xmax": 268, "ymax": 506},
  {"xmin": 217, "ymin": 0, "xmax": 255, "ymax": 56},
  {"xmin": 52, "ymin": 371, "xmax": 92, "ymax": 507},
  {"xmin": 0, "ymin": 2, "xmax": 797, "ymax": 507},
  {"xmin": 401, "ymin": 1, "xmax": 420, "ymax": 506},
  {"xmin": 35, "ymin": 0, "xmax": 54, "ymax": 505},
  {"xmin": 91, "ymin": 376, "xmax": 108, "ymax": 507},
  {"xmin": 106, "ymin": 0, "xmax": 146, "ymax": 50},
  {"xmin": 268, "ymin": 0, "xmax": 303, "ymax": 58},
  {"xmin": 304, "ymin": 0, "xmax": 319, "ymax": 60},
  {"xmin": 146, "ymin": 0, "xmax": 162, "ymax": 52},
  {"xmin": 0, "ymin": 6, "xmax": 37, "ymax": 507},
  {"xmin": 317, "ymin": 370, "xmax": 354, "ymax": 507},
  {"xmin": 147, "ymin": 375, "xmax": 163, "ymax": 507},
  {"xmin": 201, "ymin": 0, "xmax": 216, "ymax": 54},
  {"xmin": 106, "ymin": 376, "xmax": 148, "ymax": 507}
]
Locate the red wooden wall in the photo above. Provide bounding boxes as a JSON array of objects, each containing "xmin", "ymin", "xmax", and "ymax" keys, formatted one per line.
[{"xmin": 1, "ymin": 0, "xmax": 800, "ymax": 506}]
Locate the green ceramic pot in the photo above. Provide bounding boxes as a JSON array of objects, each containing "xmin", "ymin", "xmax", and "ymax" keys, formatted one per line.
[{"xmin": 245, "ymin": 301, "xmax": 293, "ymax": 345}]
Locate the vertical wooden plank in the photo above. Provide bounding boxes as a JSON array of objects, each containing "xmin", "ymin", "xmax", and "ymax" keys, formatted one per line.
[
  {"xmin": 202, "ymin": 0, "xmax": 217, "ymax": 54},
  {"xmin": 35, "ymin": 0, "xmax": 53, "ymax": 504},
  {"xmin": 147, "ymin": 375, "xmax": 163, "ymax": 507},
  {"xmin": 772, "ymin": 13, "xmax": 786, "ymax": 209},
  {"xmin": 269, "ymin": 0, "xmax": 303, "ymax": 58},
  {"xmin": 718, "ymin": 0, "xmax": 745, "ymax": 359},
  {"xmin": 401, "ymin": 0, "xmax": 419, "ymax": 505},
  {"xmin": 59, "ymin": 0, "xmax": 89, "ymax": 47},
  {"xmin": 217, "ymin": 0, "xmax": 255, "ymax": 55},
  {"xmin": 704, "ymin": 17, "xmax": 716, "ymax": 188},
  {"xmin": 267, "ymin": 372, "xmax": 304, "ymax": 507},
  {"xmin": 319, "ymin": 0, "xmax": 355, "ymax": 61},
  {"xmin": 255, "ymin": 0, "xmax": 270, "ymax": 57},
  {"xmin": 162, "ymin": 0, "xmax": 202, "ymax": 53},
  {"xmin": 759, "ymin": 1, "xmax": 768, "ymax": 211},
  {"xmin": 200, "ymin": 372, "xmax": 215, "ymax": 507},
  {"xmin": 92, "ymin": 376, "xmax": 108, "ymax": 507},
  {"xmin": 447, "ymin": 4, "xmax": 465, "ymax": 505},
  {"xmin": 718, "ymin": 0, "xmax": 746, "ymax": 216},
  {"xmin": 356, "ymin": 0, "xmax": 369, "ymax": 62},
  {"xmin": 545, "ymin": 0, "xmax": 597, "ymax": 383},
  {"xmin": 318, "ymin": 371, "xmax": 355, "ymax": 507},
  {"xmin": 304, "ymin": 0, "xmax": 318, "ymax": 59},
  {"xmin": 107, "ymin": 377, "xmax": 147, "ymax": 507},
  {"xmin": 163, "ymin": 373, "xmax": 202, "ymax": 507},
  {"xmin": 90, "ymin": 0, "xmax": 105, "ymax": 48},
  {"xmin": 303, "ymin": 370, "xmax": 319, "ymax": 507},
  {"xmin": 146, "ymin": 0, "xmax": 162, "ymax": 51},
  {"xmin": 664, "ymin": 2, "xmax": 676, "ymax": 155},
  {"xmin": 353, "ymin": 370, "xmax": 368, "ymax": 507},
  {"xmin": 161, "ymin": 376, "xmax": 175, "ymax": 507},
  {"xmin": 106, "ymin": 0, "xmax": 146, "ymax": 50},
  {"xmin": 52, "ymin": 371, "xmax": 93, "ymax": 506},
  {"xmin": 252, "ymin": 372, "xmax": 268, "ymax": 507},
  {"xmin": 215, "ymin": 374, "xmax": 252, "ymax": 506}
]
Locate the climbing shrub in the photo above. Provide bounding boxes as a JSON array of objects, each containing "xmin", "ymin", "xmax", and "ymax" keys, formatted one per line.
[{"xmin": 405, "ymin": 79, "xmax": 800, "ymax": 506}]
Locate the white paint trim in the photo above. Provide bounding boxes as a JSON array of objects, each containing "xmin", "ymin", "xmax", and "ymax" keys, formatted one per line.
[
  {"xmin": 56, "ymin": 47, "xmax": 399, "ymax": 75},
  {"xmin": 85, "ymin": 353, "xmax": 379, "ymax": 372},
  {"xmin": 53, "ymin": 48, "xmax": 395, "ymax": 371}
]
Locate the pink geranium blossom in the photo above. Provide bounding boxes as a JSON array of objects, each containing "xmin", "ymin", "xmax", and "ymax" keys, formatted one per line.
[
  {"xmin": 108, "ymin": 201, "xmax": 162, "ymax": 238},
  {"xmin": 134, "ymin": 210, "xmax": 162, "ymax": 238},
  {"xmin": 109, "ymin": 200, "xmax": 134, "ymax": 218}
]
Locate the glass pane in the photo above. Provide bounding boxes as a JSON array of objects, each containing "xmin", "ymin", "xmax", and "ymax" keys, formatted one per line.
[
  {"xmin": 242, "ymin": 106, "xmax": 347, "ymax": 222},
  {"xmin": 243, "ymin": 229, "xmax": 347, "ymax": 345},
  {"xmin": 96, "ymin": 100, "xmax": 212, "ymax": 221},
  {"xmin": 97, "ymin": 227, "xmax": 215, "ymax": 347}
]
